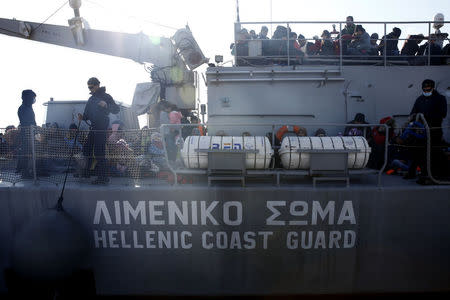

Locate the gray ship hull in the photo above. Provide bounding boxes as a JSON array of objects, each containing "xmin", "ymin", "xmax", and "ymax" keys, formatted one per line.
[{"xmin": 1, "ymin": 180, "xmax": 449, "ymax": 296}]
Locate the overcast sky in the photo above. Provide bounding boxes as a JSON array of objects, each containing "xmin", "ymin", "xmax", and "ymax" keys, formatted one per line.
[{"xmin": 0, "ymin": 0, "xmax": 448, "ymax": 127}]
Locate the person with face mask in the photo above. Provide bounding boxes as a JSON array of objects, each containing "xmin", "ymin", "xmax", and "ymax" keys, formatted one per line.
[
  {"xmin": 406, "ymin": 79, "xmax": 447, "ymax": 184},
  {"xmin": 16, "ymin": 89, "xmax": 37, "ymax": 178},
  {"xmin": 411, "ymin": 79, "xmax": 447, "ymax": 136}
]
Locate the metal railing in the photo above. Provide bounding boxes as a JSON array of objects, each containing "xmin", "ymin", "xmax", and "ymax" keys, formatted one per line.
[
  {"xmin": 1, "ymin": 120, "xmax": 449, "ymax": 186},
  {"xmin": 416, "ymin": 113, "xmax": 450, "ymax": 185},
  {"xmin": 0, "ymin": 126, "xmax": 160, "ymax": 185},
  {"xmin": 233, "ymin": 20, "xmax": 450, "ymax": 70},
  {"xmin": 161, "ymin": 122, "xmax": 388, "ymax": 187}
]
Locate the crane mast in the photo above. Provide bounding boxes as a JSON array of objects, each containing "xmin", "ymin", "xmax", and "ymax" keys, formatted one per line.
[{"xmin": 0, "ymin": 0, "xmax": 207, "ymax": 112}]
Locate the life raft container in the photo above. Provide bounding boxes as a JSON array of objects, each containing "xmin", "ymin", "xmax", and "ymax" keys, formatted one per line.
[
  {"xmin": 181, "ymin": 136, "xmax": 273, "ymax": 169},
  {"xmin": 279, "ymin": 136, "xmax": 371, "ymax": 169}
]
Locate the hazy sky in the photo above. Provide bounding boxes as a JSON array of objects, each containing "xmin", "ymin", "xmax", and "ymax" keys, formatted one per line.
[{"xmin": 0, "ymin": 0, "xmax": 448, "ymax": 127}]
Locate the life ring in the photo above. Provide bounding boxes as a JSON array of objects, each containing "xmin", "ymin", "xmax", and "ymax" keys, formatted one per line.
[{"xmin": 276, "ymin": 125, "xmax": 301, "ymax": 141}]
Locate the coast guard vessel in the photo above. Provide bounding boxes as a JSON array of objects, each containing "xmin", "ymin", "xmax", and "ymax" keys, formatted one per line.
[{"xmin": 0, "ymin": 0, "xmax": 449, "ymax": 298}]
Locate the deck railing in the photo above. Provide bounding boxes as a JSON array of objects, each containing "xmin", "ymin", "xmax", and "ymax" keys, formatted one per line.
[
  {"xmin": 1, "ymin": 120, "xmax": 448, "ymax": 186},
  {"xmin": 232, "ymin": 20, "xmax": 450, "ymax": 70}
]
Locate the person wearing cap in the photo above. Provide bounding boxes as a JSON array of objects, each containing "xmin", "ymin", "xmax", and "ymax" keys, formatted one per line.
[
  {"xmin": 77, "ymin": 77, "xmax": 120, "ymax": 184},
  {"xmin": 16, "ymin": 89, "xmax": 37, "ymax": 178},
  {"xmin": 319, "ymin": 30, "xmax": 335, "ymax": 56},
  {"xmin": 405, "ymin": 79, "xmax": 447, "ymax": 184},
  {"xmin": 379, "ymin": 27, "xmax": 402, "ymax": 57}
]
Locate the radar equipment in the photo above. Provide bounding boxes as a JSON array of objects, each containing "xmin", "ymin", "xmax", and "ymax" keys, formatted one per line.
[{"xmin": 434, "ymin": 13, "xmax": 445, "ymax": 30}]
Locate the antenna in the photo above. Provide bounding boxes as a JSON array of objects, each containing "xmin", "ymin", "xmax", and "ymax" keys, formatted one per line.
[
  {"xmin": 236, "ymin": 0, "xmax": 240, "ymax": 23},
  {"xmin": 68, "ymin": 0, "xmax": 85, "ymax": 45},
  {"xmin": 270, "ymin": 0, "xmax": 272, "ymax": 35},
  {"xmin": 69, "ymin": 0, "xmax": 82, "ymax": 17}
]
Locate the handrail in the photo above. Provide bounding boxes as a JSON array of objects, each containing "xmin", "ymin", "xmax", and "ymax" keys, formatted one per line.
[
  {"xmin": 234, "ymin": 20, "xmax": 450, "ymax": 68},
  {"xmin": 3, "ymin": 122, "xmax": 448, "ymax": 187},
  {"xmin": 416, "ymin": 113, "xmax": 450, "ymax": 185},
  {"xmin": 239, "ymin": 21, "xmax": 450, "ymax": 25},
  {"xmin": 30, "ymin": 126, "xmax": 37, "ymax": 184}
]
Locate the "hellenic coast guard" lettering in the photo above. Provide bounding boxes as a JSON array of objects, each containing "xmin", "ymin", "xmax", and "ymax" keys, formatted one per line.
[{"xmin": 92, "ymin": 200, "xmax": 357, "ymax": 250}]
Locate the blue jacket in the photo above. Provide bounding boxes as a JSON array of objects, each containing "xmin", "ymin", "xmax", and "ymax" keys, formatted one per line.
[{"xmin": 400, "ymin": 121, "xmax": 426, "ymax": 141}]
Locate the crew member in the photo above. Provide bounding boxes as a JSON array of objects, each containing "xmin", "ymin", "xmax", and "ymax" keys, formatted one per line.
[
  {"xmin": 78, "ymin": 77, "xmax": 120, "ymax": 184},
  {"xmin": 17, "ymin": 89, "xmax": 37, "ymax": 178},
  {"xmin": 408, "ymin": 79, "xmax": 447, "ymax": 184}
]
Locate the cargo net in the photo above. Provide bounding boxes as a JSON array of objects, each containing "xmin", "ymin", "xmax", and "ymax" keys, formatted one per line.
[
  {"xmin": 0, "ymin": 126, "xmax": 172, "ymax": 185},
  {"xmin": 0, "ymin": 127, "xmax": 25, "ymax": 183},
  {"xmin": 1, "ymin": 122, "xmax": 448, "ymax": 185}
]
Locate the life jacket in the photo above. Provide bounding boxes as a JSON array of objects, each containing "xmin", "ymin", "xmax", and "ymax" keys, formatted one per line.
[{"xmin": 198, "ymin": 125, "xmax": 205, "ymax": 136}]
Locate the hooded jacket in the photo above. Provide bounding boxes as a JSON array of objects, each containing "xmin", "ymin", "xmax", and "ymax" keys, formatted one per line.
[
  {"xmin": 18, "ymin": 91, "xmax": 36, "ymax": 127},
  {"xmin": 82, "ymin": 87, "xmax": 120, "ymax": 130}
]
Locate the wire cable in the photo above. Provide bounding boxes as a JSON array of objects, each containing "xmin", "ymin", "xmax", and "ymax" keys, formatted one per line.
[
  {"xmin": 84, "ymin": 0, "xmax": 178, "ymax": 31},
  {"xmin": 32, "ymin": 0, "xmax": 69, "ymax": 34},
  {"xmin": 0, "ymin": 1, "xmax": 68, "ymax": 38}
]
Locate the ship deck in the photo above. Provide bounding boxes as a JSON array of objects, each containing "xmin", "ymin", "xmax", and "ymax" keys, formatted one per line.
[{"xmin": 1, "ymin": 171, "xmax": 449, "ymax": 191}]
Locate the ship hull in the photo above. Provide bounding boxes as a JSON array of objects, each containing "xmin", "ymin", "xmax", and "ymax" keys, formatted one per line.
[{"xmin": 1, "ymin": 183, "xmax": 449, "ymax": 296}]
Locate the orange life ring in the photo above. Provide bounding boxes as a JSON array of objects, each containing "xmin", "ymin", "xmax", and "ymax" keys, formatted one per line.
[{"xmin": 276, "ymin": 125, "xmax": 300, "ymax": 141}]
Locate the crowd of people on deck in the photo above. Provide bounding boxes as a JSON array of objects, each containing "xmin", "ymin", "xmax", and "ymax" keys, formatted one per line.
[
  {"xmin": 266, "ymin": 79, "xmax": 448, "ymax": 185},
  {"xmin": 0, "ymin": 81, "xmax": 207, "ymax": 184},
  {"xmin": 1, "ymin": 74, "xmax": 448, "ymax": 186},
  {"xmin": 231, "ymin": 16, "xmax": 450, "ymax": 65}
]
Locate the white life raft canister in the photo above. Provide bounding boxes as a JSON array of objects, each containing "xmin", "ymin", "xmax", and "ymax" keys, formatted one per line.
[
  {"xmin": 181, "ymin": 136, "xmax": 273, "ymax": 169},
  {"xmin": 279, "ymin": 136, "xmax": 371, "ymax": 169}
]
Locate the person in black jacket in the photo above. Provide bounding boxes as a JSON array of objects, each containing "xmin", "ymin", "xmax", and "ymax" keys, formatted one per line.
[
  {"xmin": 401, "ymin": 34, "xmax": 424, "ymax": 57},
  {"xmin": 406, "ymin": 79, "xmax": 447, "ymax": 184},
  {"xmin": 379, "ymin": 27, "xmax": 402, "ymax": 57},
  {"xmin": 16, "ymin": 89, "xmax": 37, "ymax": 178},
  {"xmin": 78, "ymin": 77, "xmax": 120, "ymax": 184}
]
